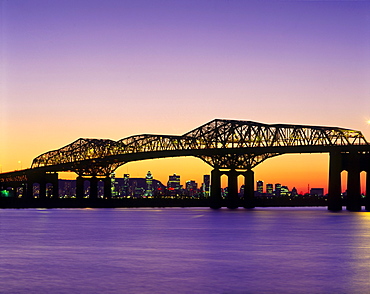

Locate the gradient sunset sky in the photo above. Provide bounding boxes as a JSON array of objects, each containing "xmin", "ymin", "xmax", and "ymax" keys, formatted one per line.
[{"xmin": 1, "ymin": 0, "xmax": 369, "ymax": 193}]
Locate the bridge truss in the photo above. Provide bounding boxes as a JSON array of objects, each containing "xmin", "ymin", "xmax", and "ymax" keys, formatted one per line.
[{"xmin": 31, "ymin": 119, "xmax": 368, "ymax": 176}]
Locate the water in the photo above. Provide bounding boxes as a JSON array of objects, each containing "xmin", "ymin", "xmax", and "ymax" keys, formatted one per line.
[{"xmin": 1, "ymin": 207, "xmax": 370, "ymax": 294}]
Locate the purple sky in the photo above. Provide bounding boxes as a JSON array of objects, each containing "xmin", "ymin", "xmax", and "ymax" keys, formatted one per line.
[{"xmin": 1, "ymin": 0, "xmax": 369, "ymax": 190}]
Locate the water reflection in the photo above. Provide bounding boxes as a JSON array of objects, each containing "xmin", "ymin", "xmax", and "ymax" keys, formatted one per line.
[{"xmin": 0, "ymin": 208, "xmax": 370, "ymax": 293}]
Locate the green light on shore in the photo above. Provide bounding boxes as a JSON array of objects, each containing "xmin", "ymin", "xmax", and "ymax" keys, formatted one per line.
[{"xmin": 0, "ymin": 190, "xmax": 10, "ymax": 197}]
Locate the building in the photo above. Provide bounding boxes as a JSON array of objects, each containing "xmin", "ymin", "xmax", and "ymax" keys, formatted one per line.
[
  {"xmin": 256, "ymin": 180, "xmax": 264, "ymax": 195},
  {"xmin": 110, "ymin": 173, "xmax": 118, "ymax": 197},
  {"xmin": 266, "ymin": 183, "xmax": 273, "ymax": 196},
  {"xmin": 280, "ymin": 185, "xmax": 289, "ymax": 196},
  {"xmin": 144, "ymin": 171, "xmax": 153, "ymax": 197},
  {"xmin": 123, "ymin": 174, "xmax": 130, "ymax": 197},
  {"xmin": 167, "ymin": 174, "xmax": 181, "ymax": 196},
  {"xmin": 185, "ymin": 180, "xmax": 198, "ymax": 197},
  {"xmin": 275, "ymin": 183, "xmax": 282, "ymax": 196},
  {"xmin": 291, "ymin": 187, "xmax": 298, "ymax": 197},
  {"xmin": 310, "ymin": 188, "xmax": 324, "ymax": 197},
  {"xmin": 202, "ymin": 174, "xmax": 210, "ymax": 197}
]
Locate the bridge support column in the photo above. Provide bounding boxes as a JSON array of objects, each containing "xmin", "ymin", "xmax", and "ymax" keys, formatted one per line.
[
  {"xmin": 227, "ymin": 169, "xmax": 239, "ymax": 209},
  {"xmin": 104, "ymin": 176, "xmax": 112, "ymax": 199},
  {"xmin": 243, "ymin": 169, "xmax": 255, "ymax": 209},
  {"xmin": 47, "ymin": 173, "xmax": 59, "ymax": 199},
  {"xmin": 210, "ymin": 169, "xmax": 222, "ymax": 209},
  {"xmin": 39, "ymin": 183, "xmax": 46, "ymax": 199},
  {"xmin": 25, "ymin": 181, "xmax": 34, "ymax": 199},
  {"xmin": 89, "ymin": 176, "xmax": 98, "ymax": 199},
  {"xmin": 52, "ymin": 180, "xmax": 59, "ymax": 199},
  {"xmin": 347, "ymin": 152, "xmax": 362, "ymax": 211},
  {"xmin": 76, "ymin": 176, "xmax": 85, "ymax": 199},
  {"xmin": 365, "ymin": 170, "xmax": 370, "ymax": 211},
  {"xmin": 328, "ymin": 151, "xmax": 342, "ymax": 211}
]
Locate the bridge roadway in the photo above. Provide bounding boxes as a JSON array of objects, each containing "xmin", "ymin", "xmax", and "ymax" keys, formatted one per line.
[{"xmin": 1, "ymin": 119, "xmax": 370, "ymax": 211}]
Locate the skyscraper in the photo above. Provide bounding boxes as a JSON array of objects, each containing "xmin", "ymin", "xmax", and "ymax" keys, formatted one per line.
[
  {"xmin": 266, "ymin": 183, "xmax": 273, "ymax": 196},
  {"xmin": 167, "ymin": 174, "xmax": 181, "ymax": 196},
  {"xmin": 202, "ymin": 174, "xmax": 210, "ymax": 197},
  {"xmin": 186, "ymin": 180, "xmax": 198, "ymax": 197},
  {"xmin": 145, "ymin": 171, "xmax": 153, "ymax": 197},
  {"xmin": 123, "ymin": 174, "xmax": 130, "ymax": 197},
  {"xmin": 257, "ymin": 180, "xmax": 264, "ymax": 195},
  {"xmin": 110, "ymin": 172, "xmax": 117, "ymax": 197},
  {"xmin": 275, "ymin": 183, "xmax": 281, "ymax": 196},
  {"xmin": 203, "ymin": 175, "xmax": 210, "ymax": 189}
]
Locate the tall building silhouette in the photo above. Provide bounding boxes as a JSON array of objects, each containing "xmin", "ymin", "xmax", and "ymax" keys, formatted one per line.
[
  {"xmin": 275, "ymin": 183, "xmax": 282, "ymax": 196},
  {"xmin": 167, "ymin": 174, "xmax": 181, "ymax": 196},
  {"xmin": 202, "ymin": 174, "xmax": 210, "ymax": 197},
  {"xmin": 123, "ymin": 174, "xmax": 130, "ymax": 196},
  {"xmin": 266, "ymin": 183, "xmax": 273, "ymax": 196},
  {"xmin": 145, "ymin": 171, "xmax": 153, "ymax": 197},
  {"xmin": 257, "ymin": 180, "xmax": 264, "ymax": 194},
  {"xmin": 185, "ymin": 180, "xmax": 197, "ymax": 197}
]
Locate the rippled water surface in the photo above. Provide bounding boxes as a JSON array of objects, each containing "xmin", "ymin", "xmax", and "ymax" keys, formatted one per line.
[{"xmin": 1, "ymin": 207, "xmax": 370, "ymax": 293}]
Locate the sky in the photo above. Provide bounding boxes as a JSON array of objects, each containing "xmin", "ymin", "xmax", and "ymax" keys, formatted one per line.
[{"xmin": 1, "ymin": 0, "xmax": 370, "ymax": 193}]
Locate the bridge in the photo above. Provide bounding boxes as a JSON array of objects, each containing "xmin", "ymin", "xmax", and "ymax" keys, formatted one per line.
[{"xmin": 1, "ymin": 119, "xmax": 370, "ymax": 211}]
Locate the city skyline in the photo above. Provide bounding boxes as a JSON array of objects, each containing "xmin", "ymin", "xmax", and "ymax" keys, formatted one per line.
[
  {"xmin": 54, "ymin": 172, "xmax": 328, "ymax": 199},
  {"xmin": 57, "ymin": 169, "xmax": 358, "ymax": 196},
  {"xmin": 1, "ymin": 1, "xmax": 369, "ymax": 194}
]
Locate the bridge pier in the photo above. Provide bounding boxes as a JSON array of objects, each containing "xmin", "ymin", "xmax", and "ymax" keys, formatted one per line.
[
  {"xmin": 346, "ymin": 152, "xmax": 362, "ymax": 211},
  {"xmin": 227, "ymin": 169, "xmax": 239, "ymax": 209},
  {"xmin": 104, "ymin": 176, "xmax": 112, "ymax": 199},
  {"xmin": 39, "ymin": 178, "xmax": 47, "ymax": 199},
  {"xmin": 243, "ymin": 169, "xmax": 255, "ymax": 209},
  {"xmin": 328, "ymin": 151, "xmax": 342, "ymax": 211},
  {"xmin": 89, "ymin": 176, "xmax": 98, "ymax": 199},
  {"xmin": 47, "ymin": 173, "xmax": 59, "ymax": 199},
  {"xmin": 25, "ymin": 181, "xmax": 34, "ymax": 199},
  {"xmin": 76, "ymin": 176, "xmax": 85, "ymax": 199},
  {"xmin": 52, "ymin": 181, "xmax": 59, "ymax": 199},
  {"xmin": 210, "ymin": 169, "xmax": 222, "ymax": 209}
]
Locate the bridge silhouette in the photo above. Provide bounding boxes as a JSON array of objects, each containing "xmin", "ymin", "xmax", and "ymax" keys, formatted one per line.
[{"xmin": 1, "ymin": 119, "xmax": 370, "ymax": 211}]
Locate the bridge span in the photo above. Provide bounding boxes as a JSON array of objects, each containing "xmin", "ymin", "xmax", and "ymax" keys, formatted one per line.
[{"xmin": 1, "ymin": 119, "xmax": 370, "ymax": 211}]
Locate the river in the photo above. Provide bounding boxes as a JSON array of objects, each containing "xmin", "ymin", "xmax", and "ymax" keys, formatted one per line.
[{"xmin": 1, "ymin": 207, "xmax": 370, "ymax": 293}]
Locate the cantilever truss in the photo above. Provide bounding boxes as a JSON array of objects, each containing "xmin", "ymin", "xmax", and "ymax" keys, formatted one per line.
[
  {"xmin": 32, "ymin": 138, "xmax": 123, "ymax": 176},
  {"xmin": 31, "ymin": 119, "xmax": 368, "ymax": 175}
]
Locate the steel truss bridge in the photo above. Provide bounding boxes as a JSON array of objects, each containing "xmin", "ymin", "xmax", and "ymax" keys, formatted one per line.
[{"xmin": 1, "ymin": 119, "xmax": 370, "ymax": 211}]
